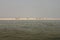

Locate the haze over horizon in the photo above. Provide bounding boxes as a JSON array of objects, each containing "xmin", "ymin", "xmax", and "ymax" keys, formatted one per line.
[{"xmin": 0, "ymin": 0, "xmax": 60, "ymax": 18}]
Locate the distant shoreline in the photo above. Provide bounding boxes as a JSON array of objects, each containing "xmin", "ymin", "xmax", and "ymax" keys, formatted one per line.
[{"xmin": 0, "ymin": 18, "xmax": 60, "ymax": 20}]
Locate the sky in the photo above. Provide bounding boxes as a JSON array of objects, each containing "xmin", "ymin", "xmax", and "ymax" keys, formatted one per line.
[{"xmin": 0, "ymin": 0, "xmax": 60, "ymax": 18}]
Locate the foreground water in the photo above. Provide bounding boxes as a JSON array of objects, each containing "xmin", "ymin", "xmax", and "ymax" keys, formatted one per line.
[{"xmin": 0, "ymin": 20, "xmax": 60, "ymax": 40}]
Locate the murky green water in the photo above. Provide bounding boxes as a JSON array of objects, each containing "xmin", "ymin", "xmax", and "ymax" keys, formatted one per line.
[{"xmin": 0, "ymin": 20, "xmax": 60, "ymax": 40}]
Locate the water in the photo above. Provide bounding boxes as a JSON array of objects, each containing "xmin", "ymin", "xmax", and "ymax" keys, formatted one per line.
[{"xmin": 0, "ymin": 20, "xmax": 60, "ymax": 40}]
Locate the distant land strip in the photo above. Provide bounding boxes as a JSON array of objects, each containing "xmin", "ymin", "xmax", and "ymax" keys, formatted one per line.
[{"xmin": 0, "ymin": 18, "xmax": 60, "ymax": 20}]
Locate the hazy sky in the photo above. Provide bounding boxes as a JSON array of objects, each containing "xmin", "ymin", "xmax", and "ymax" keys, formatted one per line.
[{"xmin": 0, "ymin": 0, "xmax": 60, "ymax": 18}]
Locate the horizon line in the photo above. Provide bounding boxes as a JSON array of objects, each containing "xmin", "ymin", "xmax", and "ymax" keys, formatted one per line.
[{"xmin": 0, "ymin": 18, "xmax": 60, "ymax": 20}]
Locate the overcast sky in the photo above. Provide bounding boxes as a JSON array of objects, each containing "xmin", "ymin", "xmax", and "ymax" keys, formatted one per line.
[{"xmin": 0, "ymin": 0, "xmax": 60, "ymax": 18}]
